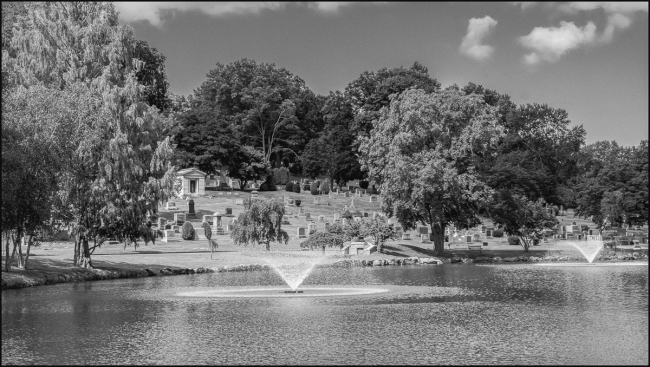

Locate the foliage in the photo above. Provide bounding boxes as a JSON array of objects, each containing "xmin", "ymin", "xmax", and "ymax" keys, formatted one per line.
[
  {"xmin": 574, "ymin": 140, "xmax": 648, "ymax": 228},
  {"xmin": 133, "ymin": 39, "xmax": 171, "ymax": 113},
  {"xmin": 319, "ymin": 181, "xmax": 330, "ymax": 194},
  {"xmin": 202, "ymin": 221, "xmax": 217, "ymax": 258},
  {"xmin": 3, "ymin": 2, "xmax": 177, "ymax": 268},
  {"xmin": 487, "ymin": 194, "xmax": 558, "ymax": 252},
  {"xmin": 300, "ymin": 91, "xmax": 363, "ymax": 188},
  {"xmin": 507, "ymin": 236, "xmax": 520, "ymax": 246},
  {"xmin": 259, "ymin": 172, "xmax": 277, "ymax": 191},
  {"xmin": 193, "ymin": 58, "xmax": 314, "ymax": 163},
  {"xmin": 300, "ymin": 232, "xmax": 344, "ymax": 250},
  {"xmin": 273, "ymin": 167, "xmax": 290, "ymax": 185},
  {"xmin": 492, "ymin": 229, "xmax": 504, "ymax": 238},
  {"xmin": 181, "ymin": 221, "xmax": 194, "ymax": 240},
  {"xmin": 293, "ymin": 183, "xmax": 301, "ymax": 194},
  {"xmin": 345, "ymin": 61, "xmax": 441, "ymax": 138},
  {"xmin": 358, "ymin": 87, "xmax": 504, "ymax": 254},
  {"xmin": 229, "ymin": 146, "xmax": 272, "ymax": 190},
  {"xmin": 230, "ymin": 197, "xmax": 289, "ymax": 251},
  {"xmin": 295, "ymin": 200, "xmax": 301, "ymax": 207},
  {"xmin": 310, "ymin": 181, "xmax": 319, "ymax": 195},
  {"xmin": 359, "ymin": 181, "xmax": 369, "ymax": 190},
  {"xmin": 285, "ymin": 182, "xmax": 294, "ymax": 192},
  {"xmin": 342, "ymin": 210, "xmax": 353, "ymax": 220},
  {"xmin": 360, "ymin": 216, "xmax": 400, "ymax": 253}
]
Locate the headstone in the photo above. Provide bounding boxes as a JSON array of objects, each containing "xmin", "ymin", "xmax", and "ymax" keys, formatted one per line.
[
  {"xmin": 363, "ymin": 212, "xmax": 368, "ymax": 217},
  {"xmin": 350, "ymin": 198, "xmax": 355, "ymax": 208},
  {"xmin": 157, "ymin": 217, "xmax": 167, "ymax": 228},
  {"xmin": 202, "ymin": 215, "xmax": 213, "ymax": 224},
  {"xmin": 313, "ymin": 197, "xmax": 320, "ymax": 205},
  {"xmin": 226, "ymin": 207, "xmax": 233, "ymax": 215},
  {"xmin": 212, "ymin": 215, "xmax": 222, "ymax": 228},
  {"xmin": 420, "ymin": 234, "xmax": 431, "ymax": 244},
  {"xmin": 401, "ymin": 233, "xmax": 411, "ymax": 240},
  {"xmin": 344, "ymin": 191, "xmax": 350, "ymax": 198},
  {"xmin": 353, "ymin": 217, "xmax": 362, "ymax": 222},
  {"xmin": 305, "ymin": 213, "xmax": 311, "ymax": 221},
  {"xmin": 572, "ymin": 221, "xmax": 577, "ymax": 225},
  {"xmin": 334, "ymin": 213, "xmax": 340, "ymax": 221},
  {"xmin": 194, "ymin": 227, "xmax": 205, "ymax": 240},
  {"xmin": 369, "ymin": 196, "xmax": 378, "ymax": 203},
  {"xmin": 174, "ymin": 213, "xmax": 186, "ymax": 226},
  {"xmin": 418, "ymin": 227, "xmax": 429, "ymax": 235},
  {"xmin": 298, "ymin": 227, "xmax": 307, "ymax": 238},
  {"xmin": 328, "ymin": 192, "xmax": 332, "ymax": 199},
  {"xmin": 161, "ymin": 230, "xmax": 178, "ymax": 242},
  {"xmin": 336, "ymin": 188, "xmax": 340, "ymax": 195},
  {"xmin": 486, "ymin": 230, "xmax": 493, "ymax": 238},
  {"xmin": 298, "ymin": 207, "xmax": 305, "ymax": 215},
  {"xmin": 325, "ymin": 222, "xmax": 330, "ymax": 229},
  {"xmin": 481, "ymin": 225, "xmax": 486, "ymax": 233},
  {"xmin": 251, "ymin": 190, "xmax": 259, "ymax": 199},
  {"xmin": 355, "ymin": 190, "xmax": 362, "ymax": 197},
  {"xmin": 235, "ymin": 199, "xmax": 244, "ymax": 205},
  {"xmin": 165, "ymin": 224, "xmax": 172, "ymax": 230},
  {"xmin": 466, "ymin": 235, "xmax": 472, "ymax": 243},
  {"xmin": 165, "ymin": 201, "xmax": 177, "ymax": 211},
  {"xmin": 308, "ymin": 222, "xmax": 317, "ymax": 233}
]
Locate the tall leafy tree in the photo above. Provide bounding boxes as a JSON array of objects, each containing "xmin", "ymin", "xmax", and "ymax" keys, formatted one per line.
[
  {"xmin": 133, "ymin": 39, "xmax": 170, "ymax": 113},
  {"xmin": 345, "ymin": 61, "xmax": 441, "ymax": 138},
  {"xmin": 3, "ymin": 2, "xmax": 177, "ymax": 268},
  {"xmin": 574, "ymin": 140, "xmax": 648, "ymax": 228},
  {"xmin": 358, "ymin": 87, "xmax": 504, "ymax": 255},
  {"xmin": 193, "ymin": 58, "xmax": 313, "ymax": 163},
  {"xmin": 230, "ymin": 197, "xmax": 289, "ymax": 251}
]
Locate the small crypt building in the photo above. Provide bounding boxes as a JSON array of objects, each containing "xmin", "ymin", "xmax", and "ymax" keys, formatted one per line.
[{"xmin": 176, "ymin": 167, "xmax": 207, "ymax": 197}]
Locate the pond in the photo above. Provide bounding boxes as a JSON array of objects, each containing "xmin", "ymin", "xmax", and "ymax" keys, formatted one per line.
[{"xmin": 2, "ymin": 263, "xmax": 648, "ymax": 365}]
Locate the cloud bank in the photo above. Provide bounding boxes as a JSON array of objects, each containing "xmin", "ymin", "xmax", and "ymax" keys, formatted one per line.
[
  {"xmin": 459, "ymin": 16, "xmax": 498, "ymax": 61},
  {"xmin": 113, "ymin": 2, "xmax": 385, "ymax": 27},
  {"xmin": 518, "ymin": 2, "xmax": 648, "ymax": 65}
]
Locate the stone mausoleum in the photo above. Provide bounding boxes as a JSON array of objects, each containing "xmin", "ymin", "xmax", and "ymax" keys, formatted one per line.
[{"xmin": 177, "ymin": 167, "xmax": 207, "ymax": 197}]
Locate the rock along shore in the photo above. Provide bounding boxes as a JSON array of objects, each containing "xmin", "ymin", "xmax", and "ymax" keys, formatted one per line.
[{"xmin": 2, "ymin": 253, "xmax": 647, "ymax": 291}]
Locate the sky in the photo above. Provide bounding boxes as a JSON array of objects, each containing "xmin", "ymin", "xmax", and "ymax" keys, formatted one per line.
[{"xmin": 114, "ymin": 2, "xmax": 648, "ymax": 147}]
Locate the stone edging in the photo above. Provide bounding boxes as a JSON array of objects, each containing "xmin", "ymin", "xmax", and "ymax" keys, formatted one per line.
[{"xmin": 2, "ymin": 253, "xmax": 647, "ymax": 290}]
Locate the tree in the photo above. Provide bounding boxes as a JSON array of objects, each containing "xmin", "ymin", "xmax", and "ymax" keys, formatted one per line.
[
  {"xmin": 230, "ymin": 197, "xmax": 289, "ymax": 251},
  {"xmin": 201, "ymin": 221, "xmax": 217, "ymax": 258},
  {"xmin": 3, "ymin": 2, "xmax": 177, "ymax": 268},
  {"xmin": 487, "ymin": 194, "xmax": 558, "ymax": 252},
  {"xmin": 358, "ymin": 87, "xmax": 504, "ymax": 255},
  {"xmin": 360, "ymin": 217, "xmax": 400, "ymax": 254},
  {"xmin": 193, "ymin": 58, "xmax": 311, "ymax": 163},
  {"xmin": 133, "ymin": 39, "xmax": 171, "ymax": 113},
  {"xmin": 300, "ymin": 91, "xmax": 363, "ymax": 188},
  {"xmin": 574, "ymin": 140, "xmax": 648, "ymax": 229},
  {"xmin": 300, "ymin": 232, "xmax": 344, "ymax": 250},
  {"xmin": 345, "ymin": 61, "xmax": 441, "ymax": 138}
]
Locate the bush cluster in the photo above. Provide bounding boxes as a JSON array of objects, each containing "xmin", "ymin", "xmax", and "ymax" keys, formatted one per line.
[
  {"xmin": 310, "ymin": 181, "xmax": 319, "ymax": 195},
  {"xmin": 507, "ymin": 236, "xmax": 520, "ymax": 246},
  {"xmin": 181, "ymin": 221, "xmax": 194, "ymax": 240},
  {"xmin": 285, "ymin": 182, "xmax": 294, "ymax": 192},
  {"xmin": 259, "ymin": 174, "xmax": 277, "ymax": 191},
  {"xmin": 359, "ymin": 180, "xmax": 369, "ymax": 190},
  {"xmin": 293, "ymin": 183, "xmax": 301, "ymax": 193},
  {"xmin": 273, "ymin": 167, "xmax": 290, "ymax": 185},
  {"xmin": 319, "ymin": 181, "xmax": 330, "ymax": 194},
  {"xmin": 492, "ymin": 229, "xmax": 504, "ymax": 237},
  {"xmin": 295, "ymin": 199, "xmax": 301, "ymax": 207}
]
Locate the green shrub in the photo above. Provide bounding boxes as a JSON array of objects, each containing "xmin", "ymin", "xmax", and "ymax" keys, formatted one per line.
[
  {"xmin": 310, "ymin": 181, "xmax": 319, "ymax": 195},
  {"xmin": 295, "ymin": 199, "xmax": 301, "ymax": 207},
  {"xmin": 359, "ymin": 180, "xmax": 369, "ymax": 190},
  {"xmin": 507, "ymin": 236, "xmax": 520, "ymax": 246},
  {"xmin": 285, "ymin": 182, "xmax": 294, "ymax": 192},
  {"xmin": 181, "ymin": 221, "xmax": 194, "ymax": 240},
  {"xmin": 319, "ymin": 181, "xmax": 330, "ymax": 194},
  {"xmin": 342, "ymin": 210, "xmax": 352, "ymax": 219},
  {"xmin": 273, "ymin": 167, "xmax": 290, "ymax": 185},
  {"xmin": 260, "ymin": 173, "xmax": 277, "ymax": 191},
  {"xmin": 492, "ymin": 229, "xmax": 504, "ymax": 237},
  {"xmin": 293, "ymin": 183, "xmax": 301, "ymax": 193},
  {"xmin": 201, "ymin": 221, "xmax": 212, "ymax": 240}
]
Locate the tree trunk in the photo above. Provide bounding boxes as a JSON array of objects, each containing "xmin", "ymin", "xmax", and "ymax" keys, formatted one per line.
[
  {"xmin": 24, "ymin": 235, "xmax": 33, "ymax": 269},
  {"xmin": 73, "ymin": 236, "xmax": 80, "ymax": 266},
  {"xmin": 80, "ymin": 238, "xmax": 93, "ymax": 268},
  {"xmin": 377, "ymin": 240, "xmax": 383, "ymax": 254},
  {"xmin": 266, "ymin": 242, "xmax": 270, "ymax": 251},
  {"xmin": 520, "ymin": 236, "xmax": 530, "ymax": 252},
  {"xmin": 431, "ymin": 222, "xmax": 445, "ymax": 255},
  {"xmin": 5, "ymin": 233, "xmax": 11, "ymax": 272}
]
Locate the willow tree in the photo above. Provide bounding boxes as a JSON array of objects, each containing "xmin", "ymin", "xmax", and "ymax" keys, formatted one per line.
[
  {"xmin": 230, "ymin": 197, "xmax": 289, "ymax": 251},
  {"xmin": 358, "ymin": 87, "xmax": 504, "ymax": 255},
  {"xmin": 3, "ymin": 2, "xmax": 177, "ymax": 268}
]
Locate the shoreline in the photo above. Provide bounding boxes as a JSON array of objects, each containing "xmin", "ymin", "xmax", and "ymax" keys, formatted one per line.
[{"xmin": 3, "ymin": 252, "xmax": 647, "ymax": 291}]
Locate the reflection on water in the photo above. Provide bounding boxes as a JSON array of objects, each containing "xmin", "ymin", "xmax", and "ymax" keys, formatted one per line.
[{"xmin": 2, "ymin": 264, "xmax": 648, "ymax": 365}]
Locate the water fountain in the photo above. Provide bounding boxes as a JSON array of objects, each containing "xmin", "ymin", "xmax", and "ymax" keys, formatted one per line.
[{"xmin": 534, "ymin": 239, "xmax": 647, "ymax": 267}]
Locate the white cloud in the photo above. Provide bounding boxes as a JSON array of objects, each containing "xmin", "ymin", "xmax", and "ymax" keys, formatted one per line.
[
  {"xmin": 519, "ymin": 21, "xmax": 597, "ymax": 64},
  {"xmin": 114, "ymin": 2, "xmax": 386, "ymax": 26},
  {"xmin": 518, "ymin": 2, "xmax": 647, "ymax": 65},
  {"xmin": 459, "ymin": 16, "xmax": 498, "ymax": 61}
]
